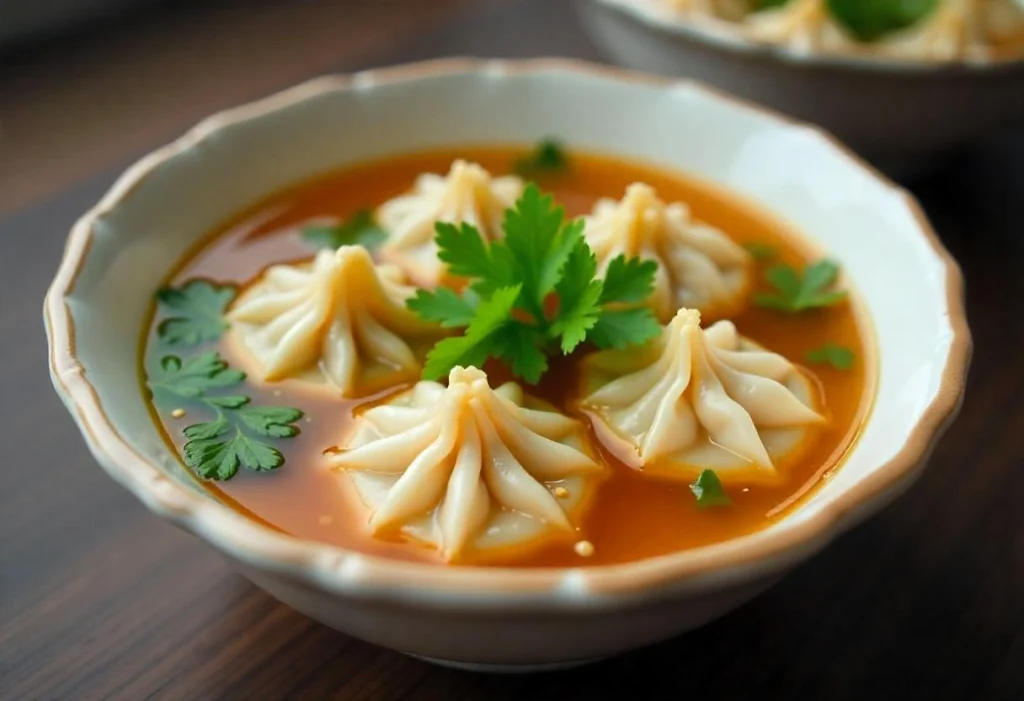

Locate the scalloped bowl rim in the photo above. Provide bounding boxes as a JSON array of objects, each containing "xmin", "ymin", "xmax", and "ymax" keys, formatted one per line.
[
  {"xmin": 592, "ymin": 0, "xmax": 1024, "ymax": 74},
  {"xmin": 44, "ymin": 57, "xmax": 971, "ymax": 611}
]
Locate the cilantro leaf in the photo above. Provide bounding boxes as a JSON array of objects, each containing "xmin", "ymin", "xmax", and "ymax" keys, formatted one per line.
[
  {"xmin": 435, "ymin": 222, "xmax": 497, "ymax": 280},
  {"xmin": 754, "ymin": 259, "xmax": 847, "ymax": 314},
  {"xmin": 206, "ymin": 395, "xmax": 250, "ymax": 409},
  {"xmin": 156, "ymin": 280, "xmax": 237, "ymax": 346},
  {"xmin": 301, "ymin": 210, "xmax": 387, "ymax": 250},
  {"xmin": 827, "ymin": 0, "xmax": 938, "ymax": 42},
  {"xmin": 184, "ymin": 434, "xmax": 241, "ymax": 480},
  {"xmin": 236, "ymin": 406, "xmax": 304, "ymax": 438},
  {"xmin": 421, "ymin": 285, "xmax": 520, "ymax": 380},
  {"xmin": 550, "ymin": 237, "xmax": 603, "ymax": 354},
  {"xmin": 690, "ymin": 469, "xmax": 732, "ymax": 508},
  {"xmin": 184, "ymin": 430, "xmax": 285, "ymax": 481},
  {"xmin": 502, "ymin": 185, "xmax": 581, "ymax": 314},
  {"xmin": 513, "ymin": 138, "xmax": 568, "ymax": 177},
  {"xmin": 410, "ymin": 184, "xmax": 662, "ymax": 383},
  {"xmin": 743, "ymin": 241, "xmax": 777, "ymax": 263},
  {"xmin": 149, "ymin": 350, "xmax": 303, "ymax": 482},
  {"xmin": 183, "ymin": 415, "xmax": 230, "ymax": 441},
  {"xmin": 149, "ymin": 352, "xmax": 245, "ymax": 399},
  {"xmin": 493, "ymin": 323, "xmax": 549, "ymax": 385},
  {"xmin": 407, "ymin": 288, "xmax": 478, "ymax": 328},
  {"xmin": 806, "ymin": 344, "xmax": 855, "ymax": 371},
  {"xmin": 599, "ymin": 255, "xmax": 658, "ymax": 305},
  {"xmin": 589, "ymin": 308, "xmax": 661, "ymax": 350}
]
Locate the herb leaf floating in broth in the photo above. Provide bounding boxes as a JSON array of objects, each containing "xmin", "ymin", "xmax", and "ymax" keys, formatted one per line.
[
  {"xmin": 156, "ymin": 280, "xmax": 237, "ymax": 346},
  {"xmin": 827, "ymin": 0, "xmax": 939, "ymax": 42},
  {"xmin": 148, "ymin": 351, "xmax": 303, "ymax": 481},
  {"xmin": 410, "ymin": 184, "xmax": 660, "ymax": 383},
  {"xmin": 513, "ymin": 138, "xmax": 568, "ymax": 177},
  {"xmin": 150, "ymin": 352, "xmax": 245, "ymax": 398},
  {"xmin": 806, "ymin": 343, "xmax": 855, "ymax": 371},
  {"xmin": 301, "ymin": 210, "xmax": 387, "ymax": 251},
  {"xmin": 743, "ymin": 241, "xmax": 778, "ymax": 263},
  {"xmin": 690, "ymin": 469, "xmax": 732, "ymax": 508},
  {"xmin": 754, "ymin": 259, "xmax": 847, "ymax": 313}
]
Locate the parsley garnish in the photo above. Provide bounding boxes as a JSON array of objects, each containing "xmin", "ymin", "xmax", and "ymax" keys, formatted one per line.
[
  {"xmin": 156, "ymin": 280, "xmax": 237, "ymax": 346},
  {"xmin": 513, "ymin": 138, "xmax": 568, "ymax": 177},
  {"xmin": 754, "ymin": 259, "xmax": 847, "ymax": 314},
  {"xmin": 743, "ymin": 241, "xmax": 777, "ymax": 263},
  {"xmin": 690, "ymin": 469, "xmax": 732, "ymax": 508},
  {"xmin": 301, "ymin": 210, "xmax": 387, "ymax": 251},
  {"xmin": 806, "ymin": 343, "xmax": 855, "ymax": 371},
  {"xmin": 827, "ymin": 0, "xmax": 938, "ymax": 42},
  {"xmin": 407, "ymin": 184, "xmax": 660, "ymax": 383},
  {"xmin": 149, "ymin": 352, "xmax": 303, "ymax": 481}
]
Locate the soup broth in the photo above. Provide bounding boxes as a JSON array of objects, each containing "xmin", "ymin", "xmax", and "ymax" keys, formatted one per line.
[{"xmin": 144, "ymin": 146, "xmax": 874, "ymax": 567}]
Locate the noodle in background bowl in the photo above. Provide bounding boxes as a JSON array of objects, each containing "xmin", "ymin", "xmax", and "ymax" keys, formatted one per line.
[
  {"xmin": 575, "ymin": 0, "xmax": 1024, "ymax": 176},
  {"xmin": 44, "ymin": 58, "xmax": 970, "ymax": 671}
]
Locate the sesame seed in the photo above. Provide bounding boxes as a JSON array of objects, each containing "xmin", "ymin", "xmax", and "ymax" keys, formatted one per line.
[
  {"xmin": 305, "ymin": 417, "xmax": 313, "ymax": 423},
  {"xmin": 318, "ymin": 515, "xmax": 334, "ymax": 526},
  {"xmin": 273, "ymin": 390, "xmax": 283, "ymax": 396},
  {"xmin": 574, "ymin": 540, "xmax": 595, "ymax": 557},
  {"xmin": 170, "ymin": 408, "xmax": 186, "ymax": 419},
  {"xmin": 553, "ymin": 486, "xmax": 570, "ymax": 499}
]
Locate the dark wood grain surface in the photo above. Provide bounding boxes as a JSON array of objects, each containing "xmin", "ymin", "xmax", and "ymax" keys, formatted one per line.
[{"xmin": 2, "ymin": 0, "xmax": 1022, "ymax": 698}]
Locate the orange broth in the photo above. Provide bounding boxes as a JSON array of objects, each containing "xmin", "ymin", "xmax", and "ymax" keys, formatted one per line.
[{"xmin": 144, "ymin": 146, "xmax": 874, "ymax": 567}]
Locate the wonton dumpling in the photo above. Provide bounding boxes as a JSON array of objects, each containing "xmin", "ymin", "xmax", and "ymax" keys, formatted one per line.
[
  {"xmin": 330, "ymin": 367, "xmax": 603, "ymax": 561},
  {"xmin": 377, "ymin": 160, "xmax": 523, "ymax": 287},
  {"xmin": 581, "ymin": 309, "xmax": 824, "ymax": 484},
  {"xmin": 227, "ymin": 246, "xmax": 440, "ymax": 396},
  {"xmin": 583, "ymin": 183, "xmax": 752, "ymax": 322}
]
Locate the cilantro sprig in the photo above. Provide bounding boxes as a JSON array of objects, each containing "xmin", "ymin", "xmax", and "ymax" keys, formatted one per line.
[
  {"xmin": 806, "ymin": 343, "xmax": 855, "ymax": 371},
  {"xmin": 407, "ymin": 184, "xmax": 660, "ymax": 384},
  {"xmin": 513, "ymin": 138, "xmax": 568, "ymax": 177},
  {"xmin": 754, "ymin": 259, "xmax": 847, "ymax": 314},
  {"xmin": 690, "ymin": 469, "xmax": 732, "ymax": 508},
  {"xmin": 149, "ymin": 352, "xmax": 303, "ymax": 481},
  {"xmin": 156, "ymin": 280, "xmax": 237, "ymax": 346},
  {"xmin": 301, "ymin": 210, "xmax": 387, "ymax": 251}
]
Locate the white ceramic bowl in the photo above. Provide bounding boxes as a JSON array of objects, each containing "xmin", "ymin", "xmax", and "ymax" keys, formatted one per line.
[
  {"xmin": 575, "ymin": 0, "xmax": 1024, "ymax": 175},
  {"xmin": 45, "ymin": 58, "xmax": 970, "ymax": 671}
]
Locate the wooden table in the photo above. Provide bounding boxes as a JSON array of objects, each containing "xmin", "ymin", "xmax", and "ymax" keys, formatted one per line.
[{"xmin": 2, "ymin": 0, "xmax": 1022, "ymax": 698}]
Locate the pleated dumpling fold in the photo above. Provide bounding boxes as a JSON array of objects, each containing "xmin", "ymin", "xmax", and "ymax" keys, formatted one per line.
[
  {"xmin": 226, "ymin": 246, "xmax": 440, "ymax": 396},
  {"xmin": 377, "ymin": 160, "xmax": 523, "ymax": 287},
  {"xmin": 583, "ymin": 183, "xmax": 752, "ymax": 322},
  {"xmin": 329, "ymin": 367, "xmax": 603, "ymax": 561},
  {"xmin": 581, "ymin": 309, "xmax": 824, "ymax": 484}
]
